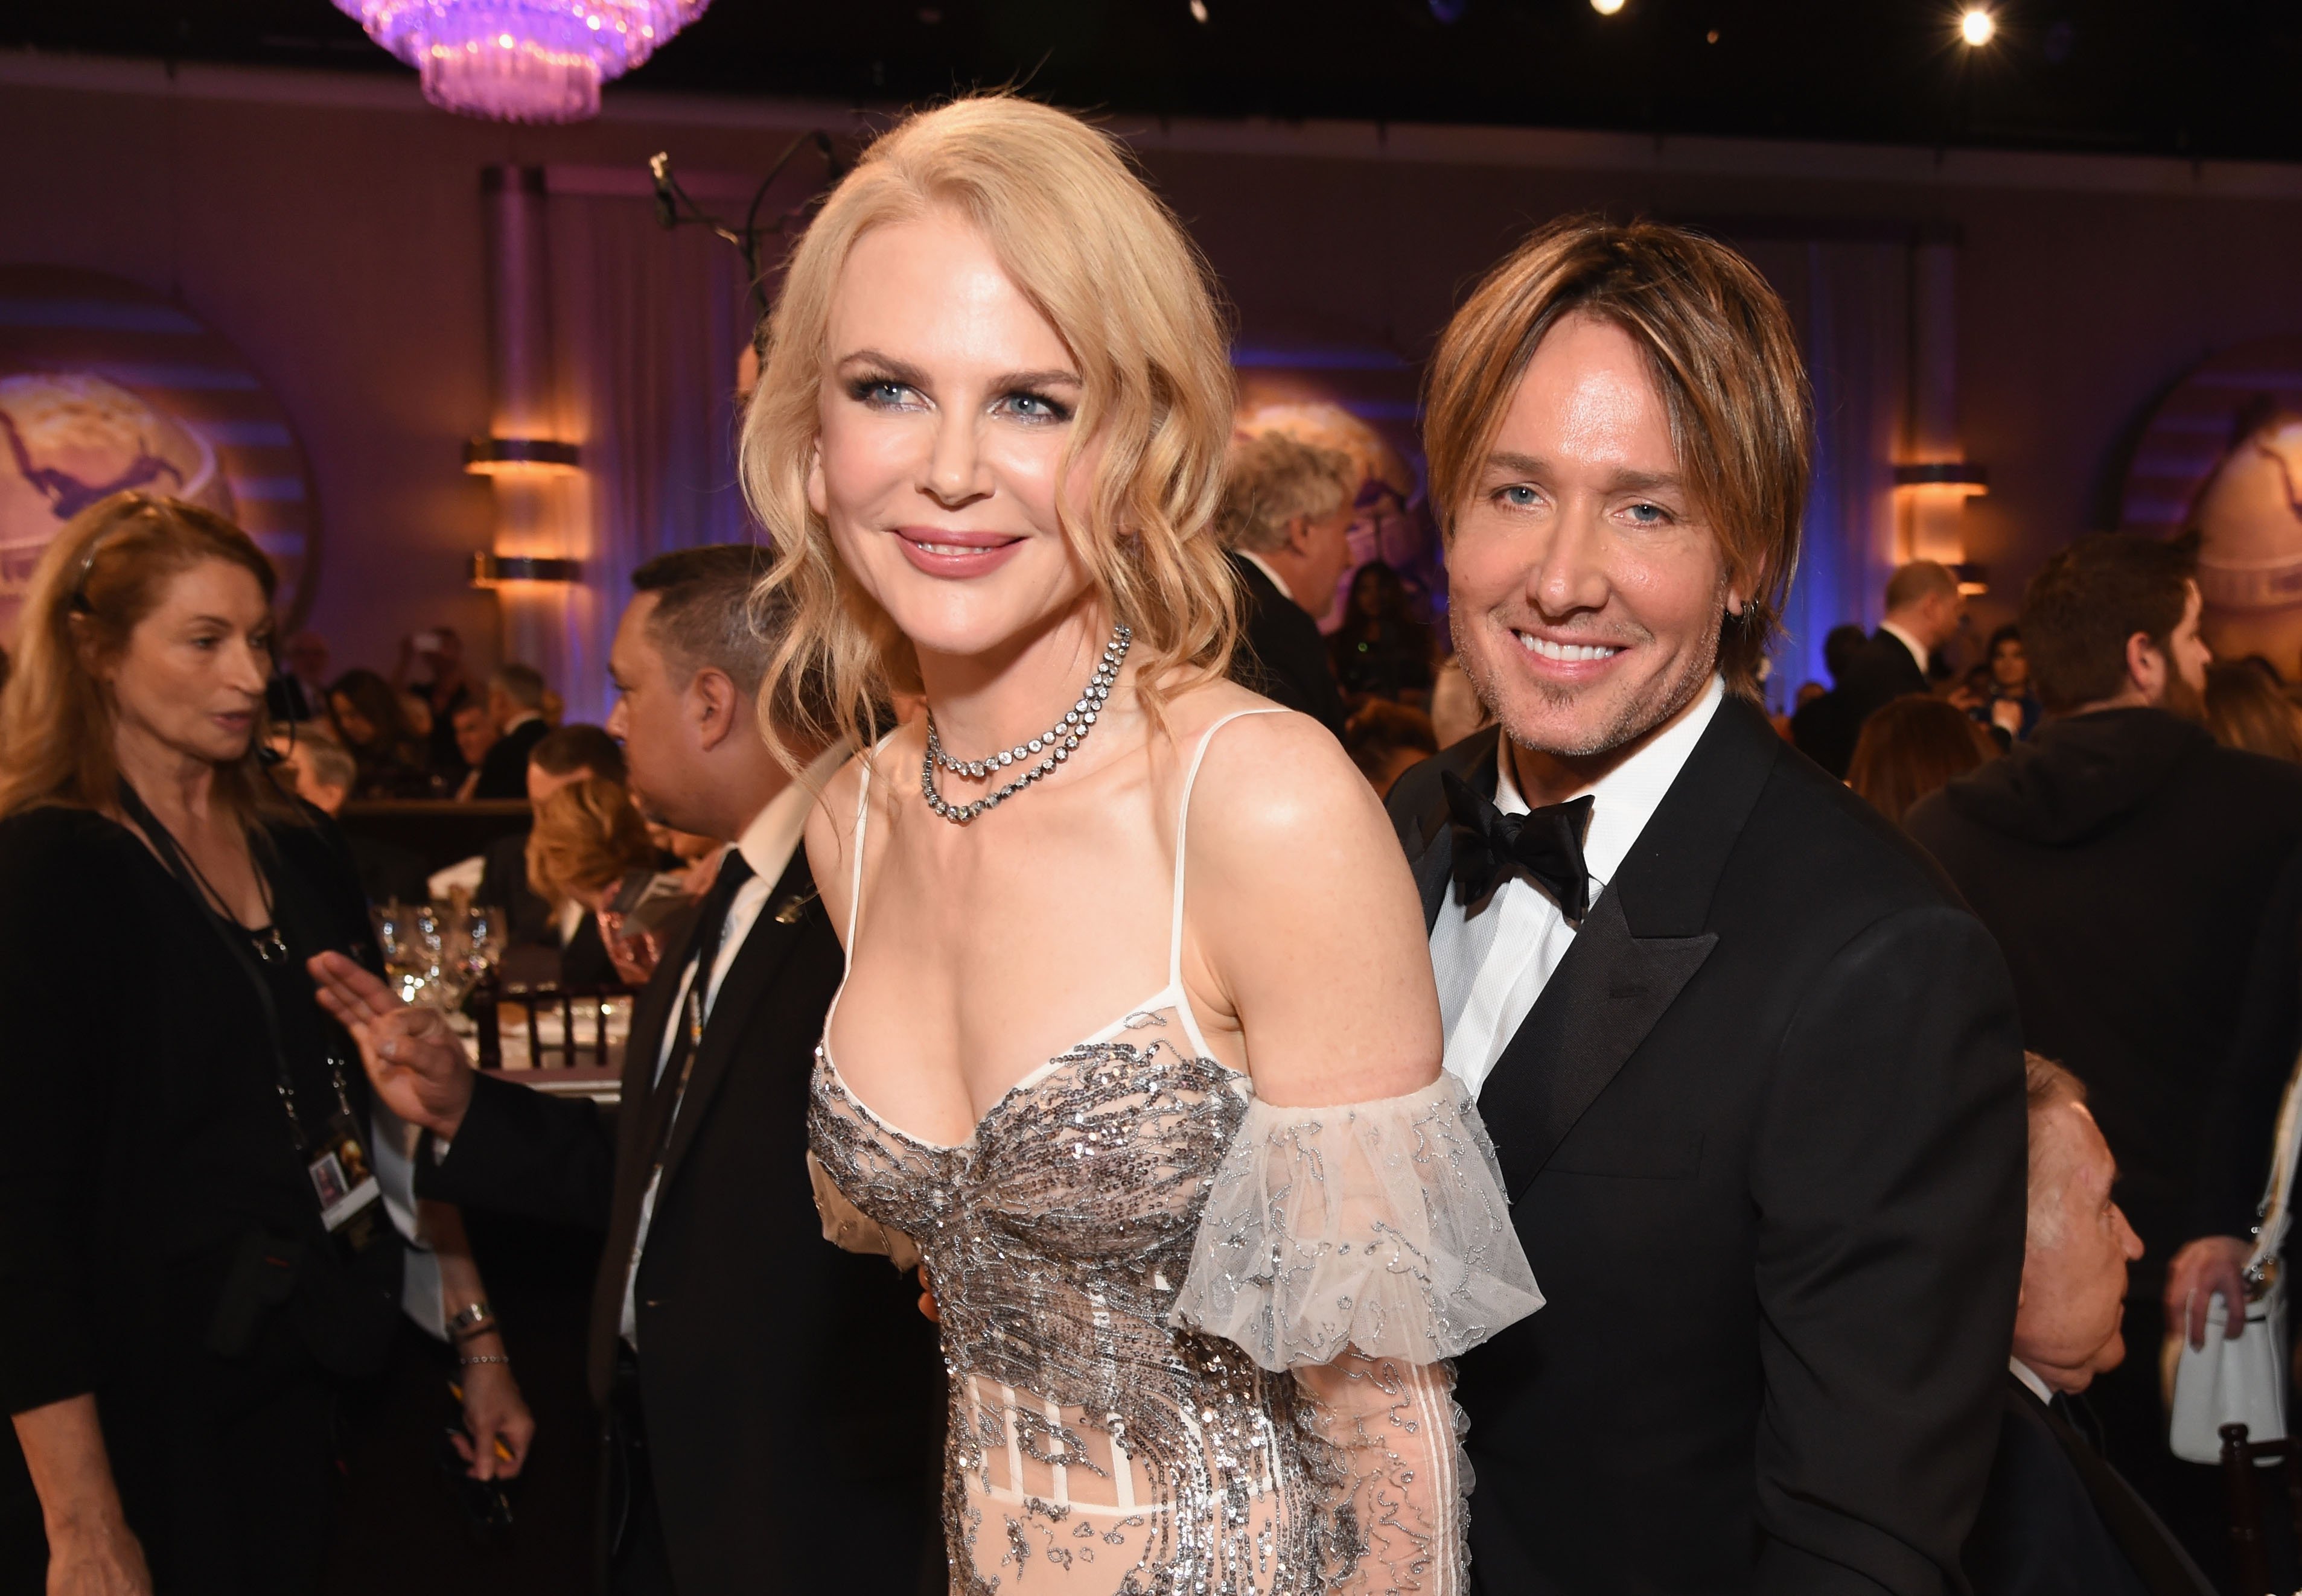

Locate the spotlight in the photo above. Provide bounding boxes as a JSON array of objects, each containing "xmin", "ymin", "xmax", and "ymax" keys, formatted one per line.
[
  {"xmin": 1188, "ymin": 0, "xmax": 1207, "ymax": 18},
  {"xmin": 1591, "ymin": 0, "xmax": 1625, "ymax": 13},
  {"xmin": 1959, "ymin": 8, "xmax": 1995, "ymax": 45}
]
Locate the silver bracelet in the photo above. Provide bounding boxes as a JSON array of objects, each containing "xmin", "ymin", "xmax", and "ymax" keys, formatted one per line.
[{"xmin": 458, "ymin": 1353, "xmax": 510, "ymax": 1367}]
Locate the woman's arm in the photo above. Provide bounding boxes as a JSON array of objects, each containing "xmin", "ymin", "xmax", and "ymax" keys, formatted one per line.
[
  {"xmin": 12, "ymin": 1395, "xmax": 151, "ymax": 1595},
  {"xmin": 1184, "ymin": 708, "xmax": 1443, "ymax": 1104},
  {"xmin": 424, "ymin": 1200, "xmax": 532, "ymax": 1481},
  {"xmin": 1174, "ymin": 710, "xmax": 1537, "ymax": 1595}
]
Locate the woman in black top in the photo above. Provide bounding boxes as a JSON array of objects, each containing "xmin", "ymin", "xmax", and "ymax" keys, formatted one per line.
[
  {"xmin": 0, "ymin": 494, "xmax": 528, "ymax": 1594},
  {"xmin": 1327, "ymin": 559, "xmax": 1436, "ymax": 707},
  {"xmin": 325, "ymin": 667, "xmax": 434, "ymax": 799}
]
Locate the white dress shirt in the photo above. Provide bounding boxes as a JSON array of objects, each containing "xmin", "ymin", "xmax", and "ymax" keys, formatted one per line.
[
  {"xmin": 620, "ymin": 742, "xmax": 849, "ymax": 1344},
  {"xmin": 1879, "ymin": 619, "xmax": 1929, "ymax": 678},
  {"xmin": 2008, "ymin": 1356, "xmax": 2055, "ymax": 1406},
  {"xmin": 1238, "ymin": 548, "xmax": 1306, "ymax": 614},
  {"xmin": 1431, "ymin": 677, "xmax": 1724, "ymax": 1098}
]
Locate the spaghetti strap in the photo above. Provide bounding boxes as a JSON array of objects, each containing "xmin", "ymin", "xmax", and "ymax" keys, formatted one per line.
[
  {"xmin": 841, "ymin": 744, "xmax": 881, "ymax": 967},
  {"xmin": 1164, "ymin": 708, "xmax": 1288, "ymax": 1055}
]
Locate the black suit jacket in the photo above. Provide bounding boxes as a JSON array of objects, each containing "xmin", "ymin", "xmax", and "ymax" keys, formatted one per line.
[
  {"xmin": 1388, "ymin": 696, "xmax": 2027, "ymax": 1595},
  {"xmin": 1963, "ymin": 1376, "xmax": 2211, "ymax": 1596},
  {"xmin": 473, "ymin": 717, "xmax": 550, "ymax": 800},
  {"xmin": 1226, "ymin": 551, "xmax": 1347, "ymax": 736},
  {"xmin": 418, "ymin": 848, "xmax": 943, "ymax": 1593},
  {"xmin": 1797, "ymin": 629, "xmax": 1930, "ymax": 778}
]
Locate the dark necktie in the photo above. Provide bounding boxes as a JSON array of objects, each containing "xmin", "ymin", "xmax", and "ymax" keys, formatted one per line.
[
  {"xmin": 1442, "ymin": 769, "xmax": 1595, "ymax": 921},
  {"xmin": 643, "ymin": 848, "xmax": 756, "ymax": 1129}
]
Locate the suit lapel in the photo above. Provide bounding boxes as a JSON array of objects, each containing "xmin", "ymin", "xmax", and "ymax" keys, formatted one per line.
[
  {"xmin": 1473, "ymin": 696, "xmax": 1778, "ymax": 1197},
  {"xmin": 2031, "ymin": 1385, "xmax": 2214, "ymax": 1596},
  {"xmin": 655, "ymin": 850, "xmax": 820, "ymax": 1184}
]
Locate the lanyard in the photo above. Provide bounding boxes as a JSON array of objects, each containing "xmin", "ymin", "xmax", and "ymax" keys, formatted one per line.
[{"xmin": 113, "ymin": 779, "xmax": 351, "ymax": 1152}]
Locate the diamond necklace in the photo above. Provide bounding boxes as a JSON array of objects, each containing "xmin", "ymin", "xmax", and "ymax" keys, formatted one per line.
[{"xmin": 920, "ymin": 623, "xmax": 1131, "ymax": 825}]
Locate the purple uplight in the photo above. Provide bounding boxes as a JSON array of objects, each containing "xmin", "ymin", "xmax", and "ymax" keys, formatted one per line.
[{"xmin": 335, "ymin": 0, "xmax": 712, "ymax": 122}]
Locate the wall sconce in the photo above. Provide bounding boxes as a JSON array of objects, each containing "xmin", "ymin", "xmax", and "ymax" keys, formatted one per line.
[
  {"xmin": 463, "ymin": 435, "xmax": 581, "ymax": 475},
  {"xmin": 1892, "ymin": 461, "xmax": 1989, "ymax": 496},
  {"xmin": 1950, "ymin": 561, "xmax": 1990, "ymax": 597},
  {"xmin": 471, "ymin": 552, "xmax": 581, "ymax": 587}
]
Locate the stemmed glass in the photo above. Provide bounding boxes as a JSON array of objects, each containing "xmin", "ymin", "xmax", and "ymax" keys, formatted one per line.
[
  {"xmin": 435, "ymin": 902, "xmax": 502, "ymax": 1010},
  {"xmin": 371, "ymin": 900, "xmax": 440, "ymax": 1006}
]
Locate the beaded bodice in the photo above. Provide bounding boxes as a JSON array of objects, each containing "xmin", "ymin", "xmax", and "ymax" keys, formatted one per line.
[
  {"xmin": 810, "ymin": 1022, "xmax": 1354, "ymax": 1594},
  {"xmin": 806, "ymin": 709, "xmax": 1543, "ymax": 1595}
]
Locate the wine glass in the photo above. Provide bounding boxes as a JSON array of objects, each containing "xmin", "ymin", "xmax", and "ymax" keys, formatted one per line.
[{"xmin": 371, "ymin": 900, "xmax": 438, "ymax": 1006}]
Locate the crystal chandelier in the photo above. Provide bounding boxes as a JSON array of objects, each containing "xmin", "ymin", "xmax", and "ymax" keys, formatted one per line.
[{"xmin": 336, "ymin": 0, "xmax": 713, "ymax": 123}]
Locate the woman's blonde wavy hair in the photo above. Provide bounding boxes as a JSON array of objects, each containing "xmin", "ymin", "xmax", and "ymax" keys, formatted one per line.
[
  {"xmin": 738, "ymin": 94, "xmax": 1239, "ymax": 757},
  {"xmin": 0, "ymin": 491, "xmax": 296, "ymax": 824}
]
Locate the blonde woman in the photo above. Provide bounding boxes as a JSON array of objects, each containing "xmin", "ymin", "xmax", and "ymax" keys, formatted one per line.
[{"xmin": 753, "ymin": 97, "xmax": 1540, "ymax": 1595}]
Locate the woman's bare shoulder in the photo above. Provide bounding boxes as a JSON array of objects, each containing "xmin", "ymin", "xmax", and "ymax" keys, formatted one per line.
[{"xmin": 1170, "ymin": 691, "xmax": 1398, "ymax": 877}]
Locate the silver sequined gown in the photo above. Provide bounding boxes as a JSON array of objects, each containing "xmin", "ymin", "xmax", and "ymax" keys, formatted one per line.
[{"xmin": 808, "ymin": 711, "xmax": 1543, "ymax": 1595}]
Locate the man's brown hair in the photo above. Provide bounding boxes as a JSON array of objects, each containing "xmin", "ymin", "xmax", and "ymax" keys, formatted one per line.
[
  {"xmin": 2019, "ymin": 532, "xmax": 2198, "ymax": 715},
  {"xmin": 1423, "ymin": 215, "xmax": 1812, "ymax": 699}
]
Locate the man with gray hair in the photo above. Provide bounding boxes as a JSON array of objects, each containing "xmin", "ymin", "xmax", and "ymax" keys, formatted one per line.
[
  {"xmin": 472, "ymin": 660, "xmax": 552, "ymax": 798},
  {"xmin": 1217, "ymin": 430, "xmax": 1354, "ymax": 735},
  {"xmin": 1962, "ymin": 1055, "xmax": 2210, "ymax": 1596}
]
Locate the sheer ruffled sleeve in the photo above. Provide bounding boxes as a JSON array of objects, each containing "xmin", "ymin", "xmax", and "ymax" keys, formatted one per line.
[
  {"xmin": 1169, "ymin": 1070, "xmax": 1540, "ymax": 1369},
  {"xmin": 1170, "ymin": 1070, "xmax": 1540, "ymax": 1594}
]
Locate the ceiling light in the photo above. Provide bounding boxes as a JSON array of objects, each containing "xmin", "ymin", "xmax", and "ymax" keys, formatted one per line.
[
  {"xmin": 1591, "ymin": 0, "xmax": 1626, "ymax": 13},
  {"xmin": 1188, "ymin": 0, "xmax": 1207, "ymax": 19},
  {"xmin": 1959, "ymin": 8, "xmax": 1995, "ymax": 46},
  {"xmin": 336, "ymin": 0, "xmax": 710, "ymax": 122}
]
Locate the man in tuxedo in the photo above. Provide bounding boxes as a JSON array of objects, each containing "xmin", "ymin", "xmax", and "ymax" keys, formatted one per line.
[
  {"xmin": 1216, "ymin": 429, "xmax": 1353, "ymax": 736},
  {"xmin": 1907, "ymin": 532, "xmax": 2302, "ymax": 1576},
  {"xmin": 1794, "ymin": 561, "xmax": 1963, "ymax": 777},
  {"xmin": 314, "ymin": 547, "xmax": 942, "ymax": 1595},
  {"xmin": 1389, "ymin": 217, "xmax": 2027, "ymax": 1593},
  {"xmin": 472, "ymin": 663, "xmax": 553, "ymax": 798},
  {"xmin": 1962, "ymin": 1054, "xmax": 2212, "ymax": 1596}
]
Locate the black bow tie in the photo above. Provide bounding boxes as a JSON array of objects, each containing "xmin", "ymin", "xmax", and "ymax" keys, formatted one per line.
[{"xmin": 1443, "ymin": 769, "xmax": 1595, "ymax": 921}]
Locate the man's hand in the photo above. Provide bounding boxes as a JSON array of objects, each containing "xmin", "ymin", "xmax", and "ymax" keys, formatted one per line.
[
  {"xmin": 308, "ymin": 952, "xmax": 476, "ymax": 1139},
  {"xmin": 2165, "ymin": 1234, "xmax": 2254, "ymax": 1349}
]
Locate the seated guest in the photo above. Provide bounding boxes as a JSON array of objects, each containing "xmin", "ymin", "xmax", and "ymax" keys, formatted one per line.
[
  {"xmin": 275, "ymin": 734, "xmax": 429, "ymax": 906},
  {"xmin": 328, "ymin": 667, "xmax": 432, "ymax": 798},
  {"xmin": 470, "ymin": 663, "xmax": 551, "ymax": 799},
  {"xmin": 1342, "ymin": 698, "xmax": 1438, "ymax": 797},
  {"xmin": 1963, "ymin": 1055, "xmax": 2212, "ymax": 1596},
  {"xmin": 1848, "ymin": 693, "xmax": 2000, "ymax": 827},
  {"xmin": 447, "ymin": 725, "xmax": 627, "ymax": 961},
  {"xmin": 1328, "ymin": 559, "xmax": 1436, "ymax": 706},
  {"xmin": 523, "ymin": 777, "xmax": 666, "ymax": 985},
  {"xmin": 1215, "ymin": 429, "xmax": 1353, "ymax": 735},
  {"xmin": 448, "ymin": 701, "xmax": 499, "ymax": 800},
  {"xmin": 2204, "ymin": 658, "xmax": 2302, "ymax": 763},
  {"xmin": 264, "ymin": 628, "xmax": 331, "ymax": 723},
  {"xmin": 395, "ymin": 627, "xmax": 472, "ymax": 778}
]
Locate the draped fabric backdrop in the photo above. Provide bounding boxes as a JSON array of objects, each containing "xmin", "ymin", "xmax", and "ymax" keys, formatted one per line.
[
  {"xmin": 1734, "ymin": 238, "xmax": 1911, "ymax": 714},
  {"xmin": 546, "ymin": 191, "xmax": 753, "ymax": 724}
]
